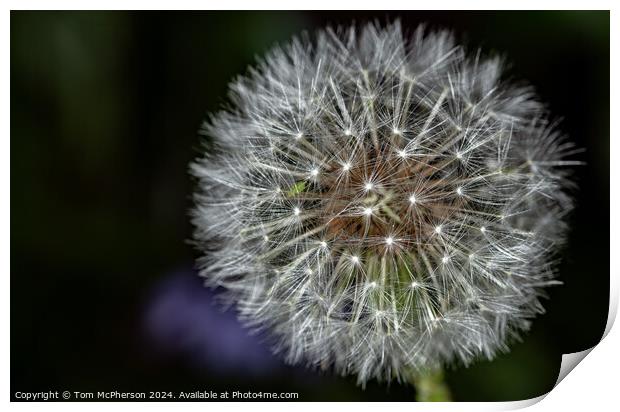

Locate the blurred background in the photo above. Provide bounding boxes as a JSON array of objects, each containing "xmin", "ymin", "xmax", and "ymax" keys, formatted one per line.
[{"xmin": 11, "ymin": 11, "xmax": 609, "ymax": 401}]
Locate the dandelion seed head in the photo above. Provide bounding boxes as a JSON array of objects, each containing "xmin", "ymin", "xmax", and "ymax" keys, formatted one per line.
[{"xmin": 191, "ymin": 20, "xmax": 578, "ymax": 385}]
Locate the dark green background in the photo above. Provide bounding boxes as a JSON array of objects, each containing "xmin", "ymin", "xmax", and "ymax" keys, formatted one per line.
[{"xmin": 11, "ymin": 11, "xmax": 609, "ymax": 401}]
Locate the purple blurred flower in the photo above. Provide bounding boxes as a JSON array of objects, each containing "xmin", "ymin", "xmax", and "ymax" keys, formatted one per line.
[{"xmin": 143, "ymin": 268, "xmax": 280, "ymax": 375}]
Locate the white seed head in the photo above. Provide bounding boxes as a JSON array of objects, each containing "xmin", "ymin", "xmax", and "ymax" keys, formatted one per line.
[{"xmin": 191, "ymin": 21, "xmax": 578, "ymax": 385}]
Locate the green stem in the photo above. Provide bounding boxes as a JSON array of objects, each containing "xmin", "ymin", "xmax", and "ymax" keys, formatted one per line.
[{"xmin": 405, "ymin": 368, "xmax": 452, "ymax": 402}]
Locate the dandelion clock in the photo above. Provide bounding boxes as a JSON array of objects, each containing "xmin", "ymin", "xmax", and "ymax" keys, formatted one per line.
[{"xmin": 190, "ymin": 21, "xmax": 578, "ymax": 400}]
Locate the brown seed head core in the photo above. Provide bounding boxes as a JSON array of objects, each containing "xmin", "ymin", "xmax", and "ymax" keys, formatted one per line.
[{"xmin": 294, "ymin": 130, "xmax": 465, "ymax": 258}]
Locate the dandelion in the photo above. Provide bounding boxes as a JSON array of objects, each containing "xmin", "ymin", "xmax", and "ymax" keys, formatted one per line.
[{"xmin": 190, "ymin": 21, "xmax": 578, "ymax": 390}]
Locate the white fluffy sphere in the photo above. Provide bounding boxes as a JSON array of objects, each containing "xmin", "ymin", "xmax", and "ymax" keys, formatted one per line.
[{"xmin": 191, "ymin": 21, "xmax": 578, "ymax": 385}]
